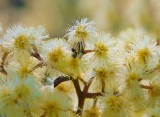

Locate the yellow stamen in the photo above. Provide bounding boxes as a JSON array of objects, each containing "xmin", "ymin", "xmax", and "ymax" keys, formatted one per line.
[
  {"xmin": 14, "ymin": 35, "xmax": 30, "ymax": 49},
  {"xmin": 75, "ymin": 25, "xmax": 88, "ymax": 39},
  {"xmin": 94, "ymin": 42, "xmax": 108, "ymax": 57},
  {"xmin": 47, "ymin": 48, "xmax": 64, "ymax": 63}
]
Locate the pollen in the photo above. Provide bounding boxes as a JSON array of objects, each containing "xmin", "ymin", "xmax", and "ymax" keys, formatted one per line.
[
  {"xmin": 14, "ymin": 84, "xmax": 30, "ymax": 99},
  {"xmin": 94, "ymin": 42, "xmax": 108, "ymax": 57},
  {"xmin": 47, "ymin": 48, "xmax": 64, "ymax": 64},
  {"xmin": 128, "ymin": 73, "xmax": 138, "ymax": 80},
  {"xmin": 94, "ymin": 68, "xmax": 108, "ymax": 80},
  {"xmin": 56, "ymin": 83, "xmax": 70, "ymax": 93},
  {"xmin": 126, "ymin": 73, "xmax": 139, "ymax": 87},
  {"xmin": 75, "ymin": 25, "xmax": 88, "ymax": 38},
  {"xmin": 69, "ymin": 57, "xmax": 80, "ymax": 70},
  {"xmin": 85, "ymin": 107, "xmax": 101, "ymax": 117},
  {"xmin": 1, "ymin": 87, "xmax": 10, "ymax": 98},
  {"xmin": 137, "ymin": 48, "xmax": 150, "ymax": 60},
  {"xmin": 106, "ymin": 96, "xmax": 123, "ymax": 112},
  {"xmin": 17, "ymin": 66, "xmax": 30, "ymax": 78},
  {"xmin": 43, "ymin": 101, "xmax": 59, "ymax": 112},
  {"xmin": 148, "ymin": 83, "xmax": 160, "ymax": 97},
  {"xmin": 14, "ymin": 35, "xmax": 30, "ymax": 49}
]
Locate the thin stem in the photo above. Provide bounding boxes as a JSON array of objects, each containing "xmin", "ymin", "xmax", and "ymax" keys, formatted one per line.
[
  {"xmin": 0, "ymin": 51, "xmax": 8, "ymax": 75},
  {"xmin": 1, "ymin": 51, "xmax": 8, "ymax": 66},
  {"xmin": 85, "ymin": 92, "xmax": 104, "ymax": 98},
  {"xmin": 93, "ymin": 98, "xmax": 98, "ymax": 107},
  {"xmin": 101, "ymin": 79, "xmax": 105, "ymax": 93},
  {"xmin": 31, "ymin": 45, "xmax": 43, "ymax": 61},
  {"xmin": 140, "ymin": 84, "xmax": 152, "ymax": 89},
  {"xmin": 29, "ymin": 62, "xmax": 45, "ymax": 73},
  {"xmin": 79, "ymin": 77, "xmax": 87, "ymax": 85},
  {"xmin": 83, "ymin": 77, "xmax": 94, "ymax": 93},
  {"xmin": 82, "ymin": 50, "xmax": 95, "ymax": 54}
]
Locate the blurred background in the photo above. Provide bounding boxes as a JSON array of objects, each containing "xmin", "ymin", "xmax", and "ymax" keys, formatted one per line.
[{"xmin": 0, "ymin": 0, "xmax": 160, "ymax": 37}]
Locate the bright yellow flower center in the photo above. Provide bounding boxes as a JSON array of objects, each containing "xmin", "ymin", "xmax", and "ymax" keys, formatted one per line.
[
  {"xmin": 137, "ymin": 48, "xmax": 150, "ymax": 60},
  {"xmin": 106, "ymin": 96, "xmax": 123, "ymax": 112},
  {"xmin": 94, "ymin": 68, "xmax": 108, "ymax": 79},
  {"xmin": 69, "ymin": 57, "xmax": 80, "ymax": 69},
  {"xmin": 85, "ymin": 107, "xmax": 100, "ymax": 117},
  {"xmin": 94, "ymin": 42, "xmax": 108, "ymax": 57},
  {"xmin": 15, "ymin": 84, "xmax": 29, "ymax": 99},
  {"xmin": 17, "ymin": 66, "xmax": 30, "ymax": 78},
  {"xmin": 44, "ymin": 101, "xmax": 59, "ymax": 112},
  {"xmin": 149, "ymin": 82, "xmax": 160, "ymax": 97},
  {"xmin": 14, "ymin": 35, "xmax": 30, "ymax": 49},
  {"xmin": 56, "ymin": 83, "xmax": 70, "ymax": 93},
  {"xmin": 126, "ymin": 73, "xmax": 139, "ymax": 87},
  {"xmin": 48, "ymin": 48, "xmax": 64, "ymax": 64},
  {"xmin": 75, "ymin": 25, "xmax": 88, "ymax": 38}
]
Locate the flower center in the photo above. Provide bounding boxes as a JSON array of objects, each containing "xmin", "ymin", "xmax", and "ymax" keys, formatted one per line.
[
  {"xmin": 48, "ymin": 48, "xmax": 64, "ymax": 64},
  {"xmin": 75, "ymin": 25, "xmax": 88, "ymax": 38},
  {"xmin": 14, "ymin": 35, "xmax": 30, "ymax": 49},
  {"xmin": 69, "ymin": 57, "xmax": 80, "ymax": 69},
  {"xmin": 106, "ymin": 96, "xmax": 123, "ymax": 112},
  {"xmin": 137, "ymin": 48, "xmax": 150, "ymax": 60},
  {"xmin": 94, "ymin": 68, "xmax": 108, "ymax": 79},
  {"xmin": 94, "ymin": 42, "xmax": 108, "ymax": 56}
]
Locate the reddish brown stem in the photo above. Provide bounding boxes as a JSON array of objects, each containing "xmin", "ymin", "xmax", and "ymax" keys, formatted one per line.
[
  {"xmin": 31, "ymin": 45, "xmax": 43, "ymax": 61},
  {"xmin": 83, "ymin": 77, "xmax": 94, "ymax": 93},
  {"xmin": 82, "ymin": 50, "xmax": 95, "ymax": 54},
  {"xmin": 0, "ymin": 51, "xmax": 8, "ymax": 75},
  {"xmin": 85, "ymin": 92, "xmax": 104, "ymax": 98},
  {"xmin": 29, "ymin": 62, "xmax": 45, "ymax": 73},
  {"xmin": 140, "ymin": 84, "xmax": 152, "ymax": 89},
  {"xmin": 72, "ymin": 77, "xmax": 104, "ymax": 115},
  {"xmin": 72, "ymin": 78, "xmax": 84, "ymax": 114}
]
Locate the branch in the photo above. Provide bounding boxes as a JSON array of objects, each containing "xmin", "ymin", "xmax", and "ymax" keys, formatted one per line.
[
  {"xmin": 71, "ymin": 76, "xmax": 104, "ymax": 115},
  {"xmin": 72, "ymin": 78, "xmax": 82, "ymax": 98},
  {"xmin": 79, "ymin": 77, "xmax": 87, "ymax": 85},
  {"xmin": 83, "ymin": 77, "xmax": 94, "ymax": 93},
  {"xmin": 85, "ymin": 92, "xmax": 104, "ymax": 98}
]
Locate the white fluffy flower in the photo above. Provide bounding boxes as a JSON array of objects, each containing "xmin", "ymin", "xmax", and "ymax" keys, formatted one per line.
[
  {"xmin": 66, "ymin": 18, "xmax": 96, "ymax": 47},
  {"xmin": 101, "ymin": 90, "xmax": 129, "ymax": 117},
  {"xmin": 117, "ymin": 28, "xmax": 144, "ymax": 52},
  {"xmin": 87, "ymin": 33, "xmax": 117, "ymax": 67},
  {"xmin": 42, "ymin": 38, "xmax": 72, "ymax": 76},
  {"xmin": 3, "ymin": 24, "xmax": 48, "ymax": 52},
  {"xmin": 0, "ymin": 76, "xmax": 41, "ymax": 117},
  {"xmin": 2, "ymin": 24, "xmax": 49, "ymax": 64},
  {"xmin": 129, "ymin": 35, "xmax": 157, "ymax": 63}
]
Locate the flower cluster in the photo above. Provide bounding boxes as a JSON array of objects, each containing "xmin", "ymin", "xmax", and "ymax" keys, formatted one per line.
[{"xmin": 0, "ymin": 18, "xmax": 160, "ymax": 117}]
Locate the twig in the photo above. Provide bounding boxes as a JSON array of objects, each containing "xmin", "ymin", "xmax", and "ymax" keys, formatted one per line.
[
  {"xmin": 29, "ymin": 62, "xmax": 46, "ymax": 73},
  {"xmin": 140, "ymin": 84, "xmax": 152, "ymax": 89},
  {"xmin": 31, "ymin": 45, "xmax": 43, "ymax": 61},
  {"xmin": 82, "ymin": 50, "xmax": 95, "ymax": 54},
  {"xmin": 0, "ymin": 51, "xmax": 8, "ymax": 75},
  {"xmin": 71, "ymin": 77, "xmax": 104, "ymax": 115}
]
